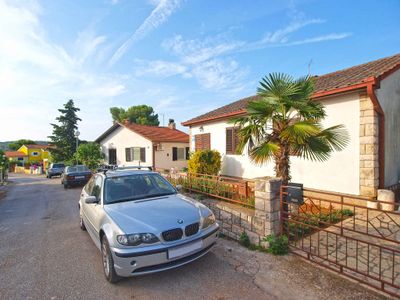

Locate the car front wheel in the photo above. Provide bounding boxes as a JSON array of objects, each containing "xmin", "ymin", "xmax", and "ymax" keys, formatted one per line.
[
  {"xmin": 79, "ymin": 215, "xmax": 86, "ymax": 231},
  {"xmin": 101, "ymin": 237, "xmax": 120, "ymax": 283}
]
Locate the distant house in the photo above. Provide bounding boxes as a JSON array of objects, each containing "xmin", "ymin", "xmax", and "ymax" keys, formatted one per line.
[
  {"xmin": 5, "ymin": 151, "xmax": 28, "ymax": 165},
  {"xmin": 182, "ymin": 53, "xmax": 400, "ymax": 197},
  {"xmin": 17, "ymin": 144, "xmax": 51, "ymax": 164},
  {"xmin": 95, "ymin": 119, "xmax": 190, "ymax": 171}
]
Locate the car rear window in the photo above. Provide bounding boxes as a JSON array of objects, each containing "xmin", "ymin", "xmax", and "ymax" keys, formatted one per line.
[
  {"xmin": 53, "ymin": 164, "xmax": 65, "ymax": 168},
  {"xmin": 67, "ymin": 166, "xmax": 89, "ymax": 172}
]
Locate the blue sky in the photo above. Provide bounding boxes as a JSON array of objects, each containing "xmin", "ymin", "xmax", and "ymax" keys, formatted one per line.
[{"xmin": 0, "ymin": 0, "xmax": 399, "ymax": 141}]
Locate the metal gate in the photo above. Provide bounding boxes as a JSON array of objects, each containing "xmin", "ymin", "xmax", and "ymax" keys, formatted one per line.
[{"xmin": 280, "ymin": 186, "xmax": 400, "ymax": 297}]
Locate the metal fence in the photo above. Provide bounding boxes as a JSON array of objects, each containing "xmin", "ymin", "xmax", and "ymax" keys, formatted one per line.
[
  {"xmin": 164, "ymin": 172, "xmax": 255, "ymax": 208},
  {"xmin": 280, "ymin": 186, "xmax": 400, "ymax": 297}
]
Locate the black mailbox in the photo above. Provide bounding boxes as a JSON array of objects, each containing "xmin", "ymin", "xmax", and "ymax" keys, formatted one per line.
[{"xmin": 286, "ymin": 183, "xmax": 304, "ymax": 205}]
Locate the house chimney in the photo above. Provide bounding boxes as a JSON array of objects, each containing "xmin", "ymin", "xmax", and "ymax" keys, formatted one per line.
[{"xmin": 168, "ymin": 119, "xmax": 176, "ymax": 130}]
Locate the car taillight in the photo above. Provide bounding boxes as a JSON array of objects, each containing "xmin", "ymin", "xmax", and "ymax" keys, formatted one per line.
[
  {"xmin": 67, "ymin": 175, "xmax": 74, "ymax": 180},
  {"xmin": 86, "ymin": 174, "xmax": 92, "ymax": 179}
]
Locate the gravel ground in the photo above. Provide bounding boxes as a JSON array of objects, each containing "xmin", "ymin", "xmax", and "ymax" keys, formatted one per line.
[{"xmin": 0, "ymin": 174, "xmax": 389, "ymax": 300}]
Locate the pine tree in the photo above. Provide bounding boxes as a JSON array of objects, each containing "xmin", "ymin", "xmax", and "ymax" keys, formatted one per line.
[{"xmin": 48, "ymin": 100, "xmax": 81, "ymax": 162}]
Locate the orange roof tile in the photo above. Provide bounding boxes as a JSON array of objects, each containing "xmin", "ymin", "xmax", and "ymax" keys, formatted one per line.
[
  {"xmin": 95, "ymin": 122, "xmax": 189, "ymax": 143},
  {"xmin": 5, "ymin": 151, "xmax": 27, "ymax": 157}
]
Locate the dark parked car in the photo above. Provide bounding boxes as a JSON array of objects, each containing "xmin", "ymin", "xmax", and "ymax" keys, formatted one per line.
[
  {"xmin": 46, "ymin": 163, "xmax": 65, "ymax": 178},
  {"xmin": 61, "ymin": 165, "xmax": 92, "ymax": 189}
]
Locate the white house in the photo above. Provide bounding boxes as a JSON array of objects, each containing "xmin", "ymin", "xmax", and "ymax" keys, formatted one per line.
[
  {"xmin": 95, "ymin": 120, "xmax": 189, "ymax": 171},
  {"xmin": 182, "ymin": 53, "xmax": 400, "ymax": 197}
]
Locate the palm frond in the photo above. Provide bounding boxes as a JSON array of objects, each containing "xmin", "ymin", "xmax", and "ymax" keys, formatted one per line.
[
  {"xmin": 246, "ymin": 99, "xmax": 276, "ymax": 119},
  {"xmin": 293, "ymin": 124, "xmax": 349, "ymax": 161},
  {"xmin": 293, "ymin": 136, "xmax": 332, "ymax": 162},
  {"xmin": 248, "ymin": 141, "xmax": 280, "ymax": 165},
  {"xmin": 319, "ymin": 124, "xmax": 350, "ymax": 151},
  {"xmin": 280, "ymin": 121, "xmax": 321, "ymax": 144},
  {"xmin": 257, "ymin": 73, "xmax": 299, "ymax": 101}
]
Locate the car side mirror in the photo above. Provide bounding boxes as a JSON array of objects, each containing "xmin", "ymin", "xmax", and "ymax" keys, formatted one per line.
[
  {"xmin": 85, "ymin": 196, "xmax": 98, "ymax": 204},
  {"xmin": 176, "ymin": 185, "xmax": 182, "ymax": 192}
]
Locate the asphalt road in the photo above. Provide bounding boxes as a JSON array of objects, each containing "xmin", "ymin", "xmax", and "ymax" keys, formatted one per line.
[{"xmin": 0, "ymin": 174, "xmax": 386, "ymax": 300}]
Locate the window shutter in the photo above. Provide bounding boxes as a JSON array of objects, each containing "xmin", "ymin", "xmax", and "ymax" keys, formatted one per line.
[
  {"xmin": 195, "ymin": 135, "xmax": 202, "ymax": 151},
  {"xmin": 125, "ymin": 148, "xmax": 131, "ymax": 162},
  {"xmin": 226, "ymin": 128, "xmax": 233, "ymax": 154},
  {"xmin": 195, "ymin": 133, "xmax": 210, "ymax": 151},
  {"xmin": 172, "ymin": 147, "xmax": 178, "ymax": 161},
  {"xmin": 140, "ymin": 148, "xmax": 146, "ymax": 162},
  {"xmin": 185, "ymin": 147, "xmax": 190, "ymax": 160},
  {"xmin": 233, "ymin": 128, "xmax": 240, "ymax": 154},
  {"xmin": 203, "ymin": 133, "xmax": 210, "ymax": 150}
]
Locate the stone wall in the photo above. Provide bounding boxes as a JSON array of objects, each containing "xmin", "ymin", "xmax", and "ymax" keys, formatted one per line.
[
  {"xmin": 359, "ymin": 92, "xmax": 380, "ymax": 197},
  {"xmin": 200, "ymin": 177, "xmax": 282, "ymax": 246},
  {"xmin": 201, "ymin": 199, "xmax": 266, "ymax": 245}
]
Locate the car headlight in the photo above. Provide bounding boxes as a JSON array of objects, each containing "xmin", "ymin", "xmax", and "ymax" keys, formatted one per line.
[
  {"xmin": 202, "ymin": 214, "xmax": 216, "ymax": 229},
  {"xmin": 116, "ymin": 233, "xmax": 159, "ymax": 246}
]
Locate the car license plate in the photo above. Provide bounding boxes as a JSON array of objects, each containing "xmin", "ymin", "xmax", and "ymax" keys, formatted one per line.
[
  {"xmin": 75, "ymin": 176, "xmax": 85, "ymax": 179},
  {"xmin": 168, "ymin": 240, "xmax": 203, "ymax": 259}
]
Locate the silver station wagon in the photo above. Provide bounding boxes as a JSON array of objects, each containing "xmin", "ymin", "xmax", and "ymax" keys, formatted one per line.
[{"xmin": 78, "ymin": 167, "xmax": 219, "ymax": 283}]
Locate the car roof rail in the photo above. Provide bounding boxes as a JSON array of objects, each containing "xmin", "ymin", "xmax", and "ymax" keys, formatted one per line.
[
  {"xmin": 115, "ymin": 166, "xmax": 153, "ymax": 171},
  {"xmin": 97, "ymin": 164, "xmax": 117, "ymax": 175}
]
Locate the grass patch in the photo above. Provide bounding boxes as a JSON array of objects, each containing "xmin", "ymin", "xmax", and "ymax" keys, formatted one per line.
[
  {"xmin": 264, "ymin": 234, "xmax": 289, "ymax": 255},
  {"xmin": 287, "ymin": 207, "xmax": 355, "ymax": 240}
]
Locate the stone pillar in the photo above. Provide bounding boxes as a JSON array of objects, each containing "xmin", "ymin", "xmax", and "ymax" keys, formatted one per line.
[
  {"xmin": 359, "ymin": 92, "xmax": 379, "ymax": 197},
  {"xmin": 255, "ymin": 177, "xmax": 282, "ymax": 237}
]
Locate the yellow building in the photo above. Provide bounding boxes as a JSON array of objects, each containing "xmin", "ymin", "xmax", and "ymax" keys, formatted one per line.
[{"xmin": 17, "ymin": 144, "xmax": 51, "ymax": 164}]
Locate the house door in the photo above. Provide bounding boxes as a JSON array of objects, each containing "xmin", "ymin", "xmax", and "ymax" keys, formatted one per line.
[{"xmin": 108, "ymin": 149, "xmax": 117, "ymax": 165}]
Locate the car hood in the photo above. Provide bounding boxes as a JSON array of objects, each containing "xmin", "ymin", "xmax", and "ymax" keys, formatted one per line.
[{"xmin": 104, "ymin": 194, "xmax": 207, "ymax": 234}]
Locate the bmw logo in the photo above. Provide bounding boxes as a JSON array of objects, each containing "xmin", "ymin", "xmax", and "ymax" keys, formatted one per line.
[{"xmin": 177, "ymin": 219, "xmax": 184, "ymax": 224}]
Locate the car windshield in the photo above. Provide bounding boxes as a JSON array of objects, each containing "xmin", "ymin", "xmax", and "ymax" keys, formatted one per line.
[
  {"xmin": 52, "ymin": 164, "xmax": 65, "ymax": 168},
  {"xmin": 104, "ymin": 173, "xmax": 176, "ymax": 204},
  {"xmin": 67, "ymin": 165, "xmax": 89, "ymax": 173}
]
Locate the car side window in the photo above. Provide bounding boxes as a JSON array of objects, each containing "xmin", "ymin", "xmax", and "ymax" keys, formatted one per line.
[
  {"xmin": 91, "ymin": 176, "xmax": 103, "ymax": 202},
  {"xmin": 85, "ymin": 177, "xmax": 95, "ymax": 195}
]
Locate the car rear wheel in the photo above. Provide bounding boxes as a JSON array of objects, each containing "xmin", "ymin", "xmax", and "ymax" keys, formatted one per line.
[
  {"xmin": 101, "ymin": 237, "xmax": 120, "ymax": 283},
  {"xmin": 63, "ymin": 183, "xmax": 68, "ymax": 189}
]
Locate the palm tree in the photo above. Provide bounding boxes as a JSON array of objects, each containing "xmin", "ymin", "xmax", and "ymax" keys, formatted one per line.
[{"xmin": 232, "ymin": 73, "xmax": 349, "ymax": 186}]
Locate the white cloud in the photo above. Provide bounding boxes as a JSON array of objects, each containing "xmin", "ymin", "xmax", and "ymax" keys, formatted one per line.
[
  {"xmin": 284, "ymin": 33, "xmax": 352, "ymax": 46},
  {"xmin": 191, "ymin": 59, "xmax": 248, "ymax": 92},
  {"xmin": 134, "ymin": 59, "xmax": 189, "ymax": 77},
  {"xmin": 260, "ymin": 19, "xmax": 324, "ymax": 44},
  {"xmin": 136, "ymin": 13, "xmax": 350, "ymax": 92},
  {"xmin": 0, "ymin": 0, "xmax": 127, "ymax": 141},
  {"xmin": 109, "ymin": 0, "xmax": 182, "ymax": 66}
]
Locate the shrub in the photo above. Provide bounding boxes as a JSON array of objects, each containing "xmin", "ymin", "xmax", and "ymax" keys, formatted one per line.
[
  {"xmin": 188, "ymin": 150, "xmax": 221, "ymax": 175},
  {"xmin": 239, "ymin": 231, "xmax": 251, "ymax": 248},
  {"xmin": 340, "ymin": 209, "xmax": 354, "ymax": 216},
  {"xmin": 264, "ymin": 234, "xmax": 289, "ymax": 255},
  {"xmin": 74, "ymin": 142, "xmax": 104, "ymax": 170}
]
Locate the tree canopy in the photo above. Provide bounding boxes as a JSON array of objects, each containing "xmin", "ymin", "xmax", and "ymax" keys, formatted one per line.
[
  {"xmin": 74, "ymin": 142, "xmax": 104, "ymax": 170},
  {"xmin": 8, "ymin": 139, "xmax": 36, "ymax": 150},
  {"xmin": 110, "ymin": 105, "xmax": 159, "ymax": 125},
  {"xmin": 0, "ymin": 149, "xmax": 7, "ymax": 169},
  {"xmin": 48, "ymin": 99, "xmax": 81, "ymax": 162},
  {"xmin": 232, "ymin": 73, "xmax": 349, "ymax": 185}
]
